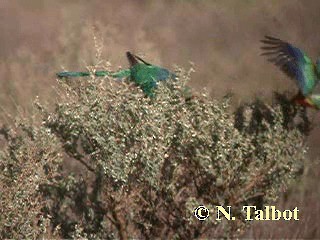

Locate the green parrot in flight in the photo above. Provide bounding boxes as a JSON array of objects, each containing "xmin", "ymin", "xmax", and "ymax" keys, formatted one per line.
[
  {"xmin": 261, "ymin": 35, "xmax": 320, "ymax": 109},
  {"xmin": 57, "ymin": 52, "xmax": 177, "ymax": 97}
]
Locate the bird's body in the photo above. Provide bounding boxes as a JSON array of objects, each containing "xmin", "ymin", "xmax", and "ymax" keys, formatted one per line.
[
  {"xmin": 126, "ymin": 52, "xmax": 176, "ymax": 96},
  {"xmin": 261, "ymin": 36, "xmax": 320, "ymax": 109},
  {"xmin": 57, "ymin": 52, "xmax": 176, "ymax": 97}
]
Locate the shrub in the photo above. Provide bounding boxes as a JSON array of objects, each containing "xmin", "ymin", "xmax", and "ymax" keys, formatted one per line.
[
  {"xmin": 0, "ymin": 67, "xmax": 308, "ymax": 239},
  {"xmin": 0, "ymin": 120, "xmax": 62, "ymax": 239}
]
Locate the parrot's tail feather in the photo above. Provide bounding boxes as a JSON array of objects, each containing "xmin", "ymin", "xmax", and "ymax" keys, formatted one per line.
[
  {"xmin": 56, "ymin": 71, "xmax": 91, "ymax": 78},
  {"xmin": 94, "ymin": 71, "xmax": 110, "ymax": 77},
  {"xmin": 110, "ymin": 69, "xmax": 131, "ymax": 79},
  {"xmin": 56, "ymin": 71, "xmax": 111, "ymax": 78},
  {"xmin": 57, "ymin": 69, "xmax": 131, "ymax": 80}
]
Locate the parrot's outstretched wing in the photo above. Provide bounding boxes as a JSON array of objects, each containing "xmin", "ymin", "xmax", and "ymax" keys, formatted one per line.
[{"xmin": 261, "ymin": 35, "xmax": 317, "ymax": 96}]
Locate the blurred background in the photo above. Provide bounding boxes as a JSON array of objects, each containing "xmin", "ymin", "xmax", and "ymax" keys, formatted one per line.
[{"xmin": 0, "ymin": 0, "xmax": 319, "ymax": 238}]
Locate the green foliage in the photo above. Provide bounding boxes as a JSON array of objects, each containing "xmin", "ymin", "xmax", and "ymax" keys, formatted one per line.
[{"xmin": 0, "ymin": 67, "xmax": 308, "ymax": 239}]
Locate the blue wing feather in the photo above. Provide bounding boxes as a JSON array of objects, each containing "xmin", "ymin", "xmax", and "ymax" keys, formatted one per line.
[{"xmin": 261, "ymin": 36, "xmax": 317, "ymax": 96}]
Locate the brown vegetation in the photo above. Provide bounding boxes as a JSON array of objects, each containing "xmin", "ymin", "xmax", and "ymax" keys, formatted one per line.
[{"xmin": 1, "ymin": 0, "xmax": 320, "ymax": 238}]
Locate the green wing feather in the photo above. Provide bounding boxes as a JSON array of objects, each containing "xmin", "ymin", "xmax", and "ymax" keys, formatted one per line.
[
  {"xmin": 261, "ymin": 36, "xmax": 318, "ymax": 96},
  {"xmin": 126, "ymin": 51, "xmax": 177, "ymax": 96},
  {"xmin": 130, "ymin": 63, "xmax": 175, "ymax": 96}
]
